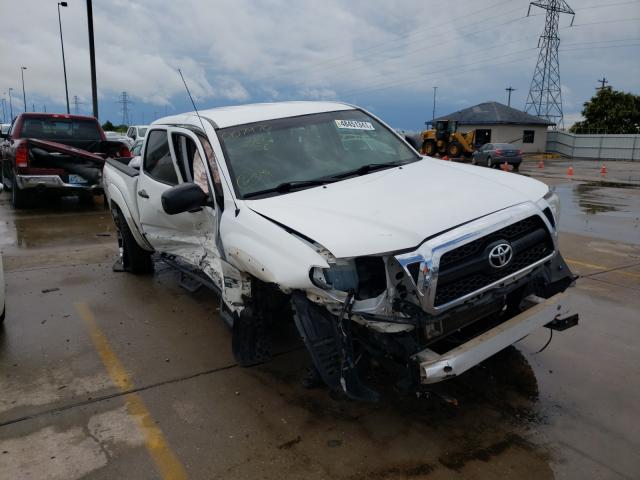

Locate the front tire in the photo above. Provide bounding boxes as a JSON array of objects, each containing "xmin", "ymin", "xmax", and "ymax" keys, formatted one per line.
[
  {"xmin": 448, "ymin": 142, "xmax": 462, "ymax": 158},
  {"xmin": 422, "ymin": 140, "xmax": 436, "ymax": 156},
  {"xmin": 486, "ymin": 156, "xmax": 493, "ymax": 168},
  {"xmin": 113, "ymin": 207, "xmax": 153, "ymax": 274}
]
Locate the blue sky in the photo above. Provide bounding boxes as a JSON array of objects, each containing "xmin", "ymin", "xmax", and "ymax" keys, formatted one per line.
[{"xmin": 2, "ymin": 0, "xmax": 639, "ymax": 130}]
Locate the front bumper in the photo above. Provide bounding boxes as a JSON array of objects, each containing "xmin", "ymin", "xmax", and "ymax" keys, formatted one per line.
[
  {"xmin": 413, "ymin": 291, "xmax": 574, "ymax": 384},
  {"xmin": 15, "ymin": 175, "xmax": 102, "ymax": 192}
]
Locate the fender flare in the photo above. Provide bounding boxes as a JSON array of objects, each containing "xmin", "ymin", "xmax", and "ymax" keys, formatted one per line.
[{"xmin": 108, "ymin": 183, "xmax": 154, "ymax": 252}]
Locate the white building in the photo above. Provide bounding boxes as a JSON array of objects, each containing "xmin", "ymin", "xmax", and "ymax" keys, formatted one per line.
[{"xmin": 433, "ymin": 102, "xmax": 553, "ymax": 153}]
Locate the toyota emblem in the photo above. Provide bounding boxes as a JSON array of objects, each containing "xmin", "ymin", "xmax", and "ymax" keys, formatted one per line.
[{"xmin": 488, "ymin": 243, "xmax": 513, "ymax": 268}]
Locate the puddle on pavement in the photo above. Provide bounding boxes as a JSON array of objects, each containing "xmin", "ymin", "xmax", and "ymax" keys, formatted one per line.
[
  {"xmin": 554, "ymin": 181, "xmax": 640, "ymax": 244},
  {"xmin": 0, "ymin": 193, "xmax": 114, "ymax": 251}
]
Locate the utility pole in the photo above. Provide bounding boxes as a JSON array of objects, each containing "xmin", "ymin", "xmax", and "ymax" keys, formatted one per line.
[
  {"xmin": 596, "ymin": 77, "xmax": 609, "ymax": 91},
  {"xmin": 506, "ymin": 86, "xmax": 516, "ymax": 107},
  {"xmin": 57, "ymin": 2, "xmax": 70, "ymax": 114},
  {"xmin": 1, "ymin": 97, "xmax": 5, "ymax": 123},
  {"xmin": 431, "ymin": 86, "xmax": 438, "ymax": 125},
  {"xmin": 524, "ymin": 0, "xmax": 575, "ymax": 130},
  {"xmin": 86, "ymin": 0, "xmax": 99, "ymax": 119},
  {"xmin": 21, "ymin": 67, "xmax": 28, "ymax": 113},
  {"xmin": 117, "ymin": 91, "xmax": 133, "ymax": 125},
  {"xmin": 8, "ymin": 88, "xmax": 13, "ymax": 120},
  {"xmin": 32, "ymin": 103, "xmax": 35, "ymax": 112}
]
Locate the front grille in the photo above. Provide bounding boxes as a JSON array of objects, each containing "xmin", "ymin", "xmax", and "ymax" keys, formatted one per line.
[{"xmin": 434, "ymin": 216, "xmax": 553, "ymax": 307}]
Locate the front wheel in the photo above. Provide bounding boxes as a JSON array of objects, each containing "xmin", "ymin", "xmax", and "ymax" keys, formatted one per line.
[
  {"xmin": 422, "ymin": 141, "xmax": 436, "ymax": 156},
  {"xmin": 486, "ymin": 156, "xmax": 493, "ymax": 168},
  {"xmin": 448, "ymin": 143, "xmax": 462, "ymax": 158},
  {"xmin": 113, "ymin": 207, "xmax": 153, "ymax": 274}
]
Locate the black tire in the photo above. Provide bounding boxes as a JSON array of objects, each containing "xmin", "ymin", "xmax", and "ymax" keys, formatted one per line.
[
  {"xmin": 0, "ymin": 304, "xmax": 5, "ymax": 324},
  {"xmin": 113, "ymin": 207, "xmax": 153, "ymax": 274},
  {"xmin": 513, "ymin": 163, "xmax": 520, "ymax": 172},
  {"xmin": 448, "ymin": 142, "xmax": 462, "ymax": 158},
  {"xmin": 11, "ymin": 182, "xmax": 28, "ymax": 209},
  {"xmin": 422, "ymin": 140, "xmax": 436, "ymax": 156},
  {"xmin": 486, "ymin": 156, "xmax": 493, "ymax": 168},
  {"xmin": 78, "ymin": 191, "xmax": 95, "ymax": 206}
]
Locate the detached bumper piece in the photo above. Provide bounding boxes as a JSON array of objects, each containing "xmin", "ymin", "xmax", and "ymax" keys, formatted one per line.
[
  {"xmin": 292, "ymin": 292, "xmax": 379, "ymax": 402},
  {"xmin": 413, "ymin": 291, "xmax": 576, "ymax": 384}
]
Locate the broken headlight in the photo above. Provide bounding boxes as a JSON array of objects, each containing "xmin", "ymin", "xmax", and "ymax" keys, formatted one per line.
[
  {"xmin": 310, "ymin": 261, "xmax": 359, "ymax": 292},
  {"xmin": 538, "ymin": 188, "xmax": 560, "ymax": 228}
]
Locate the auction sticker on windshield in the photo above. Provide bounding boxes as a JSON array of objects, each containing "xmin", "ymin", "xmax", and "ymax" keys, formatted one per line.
[{"xmin": 335, "ymin": 120, "xmax": 375, "ymax": 130}]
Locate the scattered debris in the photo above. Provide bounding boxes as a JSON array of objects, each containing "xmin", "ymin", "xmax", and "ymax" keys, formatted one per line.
[{"xmin": 277, "ymin": 436, "xmax": 302, "ymax": 450}]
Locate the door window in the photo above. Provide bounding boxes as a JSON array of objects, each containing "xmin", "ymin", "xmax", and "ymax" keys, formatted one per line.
[{"xmin": 143, "ymin": 130, "xmax": 178, "ymax": 185}]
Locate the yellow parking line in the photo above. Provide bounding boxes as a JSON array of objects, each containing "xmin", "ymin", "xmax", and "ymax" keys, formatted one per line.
[
  {"xmin": 566, "ymin": 259, "xmax": 640, "ymax": 280},
  {"xmin": 75, "ymin": 302, "xmax": 188, "ymax": 480}
]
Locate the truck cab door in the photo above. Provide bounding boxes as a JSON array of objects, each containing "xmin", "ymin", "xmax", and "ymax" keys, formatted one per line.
[{"xmin": 137, "ymin": 126, "xmax": 224, "ymax": 291}]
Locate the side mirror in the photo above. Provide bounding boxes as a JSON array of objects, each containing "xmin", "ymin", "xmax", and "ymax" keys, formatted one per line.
[{"xmin": 161, "ymin": 183, "xmax": 208, "ymax": 215}]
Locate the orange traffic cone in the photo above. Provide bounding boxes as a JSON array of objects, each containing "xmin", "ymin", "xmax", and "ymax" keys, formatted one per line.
[
  {"xmin": 501, "ymin": 161, "xmax": 509, "ymax": 171},
  {"xmin": 600, "ymin": 164, "xmax": 607, "ymax": 177},
  {"xmin": 537, "ymin": 159, "xmax": 544, "ymax": 169},
  {"xmin": 567, "ymin": 165, "xmax": 574, "ymax": 177}
]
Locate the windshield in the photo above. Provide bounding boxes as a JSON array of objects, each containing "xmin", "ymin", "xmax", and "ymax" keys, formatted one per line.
[
  {"xmin": 218, "ymin": 110, "xmax": 419, "ymax": 198},
  {"xmin": 21, "ymin": 117, "xmax": 101, "ymax": 141}
]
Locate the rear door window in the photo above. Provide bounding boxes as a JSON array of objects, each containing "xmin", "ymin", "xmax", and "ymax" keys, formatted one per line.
[{"xmin": 143, "ymin": 130, "xmax": 179, "ymax": 185}]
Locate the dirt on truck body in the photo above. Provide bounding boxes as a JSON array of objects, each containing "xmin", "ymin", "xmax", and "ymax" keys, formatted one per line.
[{"xmin": 102, "ymin": 101, "xmax": 578, "ymax": 401}]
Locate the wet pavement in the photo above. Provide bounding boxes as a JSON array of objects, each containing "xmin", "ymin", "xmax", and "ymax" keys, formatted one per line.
[{"xmin": 1, "ymin": 169, "xmax": 639, "ymax": 479}]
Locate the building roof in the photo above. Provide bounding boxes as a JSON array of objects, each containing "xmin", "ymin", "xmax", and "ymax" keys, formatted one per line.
[
  {"xmin": 155, "ymin": 101, "xmax": 355, "ymax": 129},
  {"xmin": 433, "ymin": 102, "xmax": 554, "ymax": 126}
]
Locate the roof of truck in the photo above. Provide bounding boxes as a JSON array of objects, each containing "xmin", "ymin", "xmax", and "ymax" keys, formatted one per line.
[{"xmin": 153, "ymin": 101, "xmax": 355, "ymax": 129}]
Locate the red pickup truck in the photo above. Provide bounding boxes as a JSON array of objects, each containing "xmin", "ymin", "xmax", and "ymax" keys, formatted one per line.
[{"xmin": 0, "ymin": 113, "xmax": 131, "ymax": 208}]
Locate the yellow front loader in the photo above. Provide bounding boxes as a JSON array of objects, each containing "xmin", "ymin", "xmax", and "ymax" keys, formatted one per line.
[{"xmin": 420, "ymin": 120, "xmax": 476, "ymax": 158}]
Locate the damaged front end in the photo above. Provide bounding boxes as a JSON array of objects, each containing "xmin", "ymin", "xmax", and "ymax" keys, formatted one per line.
[{"xmin": 292, "ymin": 202, "xmax": 578, "ymax": 401}]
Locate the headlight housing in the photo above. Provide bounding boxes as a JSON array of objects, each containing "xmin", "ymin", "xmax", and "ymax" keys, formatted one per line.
[
  {"xmin": 540, "ymin": 188, "xmax": 560, "ymax": 227},
  {"xmin": 310, "ymin": 260, "xmax": 359, "ymax": 291}
]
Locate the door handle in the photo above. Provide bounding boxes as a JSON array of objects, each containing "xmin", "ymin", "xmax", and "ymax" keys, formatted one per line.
[{"xmin": 137, "ymin": 189, "xmax": 149, "ymax": 198}]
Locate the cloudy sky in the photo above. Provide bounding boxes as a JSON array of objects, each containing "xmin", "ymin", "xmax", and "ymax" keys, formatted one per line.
[{"xmin": 1, "ymin": 0, "xmax": 639, "ymax": 130}]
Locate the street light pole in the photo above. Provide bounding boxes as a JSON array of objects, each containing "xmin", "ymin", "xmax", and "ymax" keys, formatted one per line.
[
  {"xmin": 86, "ymin": 0, "xmax": 99, "ymax": 119},
  {"xmin": 21, "ymin": 67, "xmax": 28, "ymax": 113},
  {"xmin": 8, "ymin": 88, "xmax": 14, "ymax": 120},
  {"xmin": 57, "ymin": 2, "xmax": 70, "ymax": 114},
  {"xmin": 431, "ymin": 86, "xmax": 438, "ymax": 125}
]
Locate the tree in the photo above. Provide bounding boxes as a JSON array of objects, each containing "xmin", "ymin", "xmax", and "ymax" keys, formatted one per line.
[
  {"xmin": 569, "ymin": 87, "xmax": 640, "ymax": 134},
  {"xmin": 101, "ymin": 120, "xmax": 115, "ymax": 131}
]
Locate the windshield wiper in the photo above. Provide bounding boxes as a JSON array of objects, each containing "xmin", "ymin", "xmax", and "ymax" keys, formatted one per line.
[
  {"xmin": 242, "ymin": 178, "xmax": 337, "ymax": 199},
  {"xmin": 329, "ymin": 159, "xmax": 415, "ymax": 179}
]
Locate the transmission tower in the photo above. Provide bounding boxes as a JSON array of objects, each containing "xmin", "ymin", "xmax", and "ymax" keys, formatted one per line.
[
  {"xmin": 72, "ymin": 95, "xmax": 85, "ymax": 114},
  {"xmin": 117, "ymin": 91, "xmax": 133, "ymax": 125},
  {"xmin": 524, "ymin": 1, "xmax": 575, "ymax": 130}
]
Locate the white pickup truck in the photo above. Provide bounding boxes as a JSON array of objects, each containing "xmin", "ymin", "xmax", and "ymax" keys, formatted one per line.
[{"xmin": 103, "ymin": 101, "xmax": 577, "ymax": 401}]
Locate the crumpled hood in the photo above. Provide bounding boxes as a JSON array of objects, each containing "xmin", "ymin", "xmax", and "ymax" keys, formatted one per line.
[{"xmin": 245, "ymin": 158, "xmax": 548, "ymax": 258}]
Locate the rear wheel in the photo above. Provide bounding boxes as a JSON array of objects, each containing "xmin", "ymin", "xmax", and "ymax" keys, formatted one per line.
[
  {"xmin": 113, "ymin": 207, "xmax": 153, "ymax": 274},
  {"xmin": 422, "ymin": 140, "xmax": 436, "ymax": 156},
  {"xmin": 11, "ymin": 182, "xmax": 28, "ymax": 209},
  {"xmin": 513, "ymin": 163, "xmax": 520, "ymax": 172}
]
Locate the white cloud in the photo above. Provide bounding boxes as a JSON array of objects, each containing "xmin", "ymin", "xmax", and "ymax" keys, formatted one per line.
[{"xmin": 1, "ymin": 0, "xmax": 638, "ymax": 126}]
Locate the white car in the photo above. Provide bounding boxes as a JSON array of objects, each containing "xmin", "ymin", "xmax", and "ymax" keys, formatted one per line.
[
  {"xmin": 126, "ymin": 125, "xmax": 149, "ymax": 142},
  {"xmin": 103, "ymin": 101, "xmax": 577, "ymax": 400},
  {"xmin": 105, "ymin": 131, "xmax": 134, "ymax": 148}
]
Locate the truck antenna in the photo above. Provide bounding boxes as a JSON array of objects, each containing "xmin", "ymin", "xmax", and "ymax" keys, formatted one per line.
[{"xmin": 178, "ymin": 68, "xmax": 240, "ymax": 216}]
